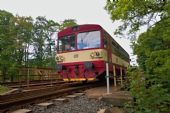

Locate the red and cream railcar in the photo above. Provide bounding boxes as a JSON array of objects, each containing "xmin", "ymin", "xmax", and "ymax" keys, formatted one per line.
[{"xmin": 56, "ymin": 24, "xmax": 129, "ymax": 81}]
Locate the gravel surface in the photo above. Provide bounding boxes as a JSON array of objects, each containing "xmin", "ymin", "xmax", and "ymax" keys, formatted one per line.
[{"xmin": 24, "ymin": 95, "xmax": 112, "ymax": 113}]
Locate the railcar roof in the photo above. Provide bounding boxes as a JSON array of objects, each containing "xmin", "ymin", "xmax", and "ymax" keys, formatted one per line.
[{"xmin": 58, "ymin": 24, "xmax": 102, "ymax": 37}]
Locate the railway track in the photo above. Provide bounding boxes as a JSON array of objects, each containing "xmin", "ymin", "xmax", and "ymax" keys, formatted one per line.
[
  {"xmin": 1, "ymin": 79, "xmax": 62, "ymax": 87},
  {"xmin": 0, "ymin": 80, "xmax": 69, "ymax": 93},
  {"xmin": 0, "ymin": 80, "xmax": 103, "ymax": 113},
  {"xmin": 7, "ymin": 81, "xmax": 66, "ymax": 90}
]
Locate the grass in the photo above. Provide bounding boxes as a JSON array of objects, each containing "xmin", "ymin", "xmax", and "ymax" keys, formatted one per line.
[{"xmin": 0, "ymin": 85, "xmax": 9, "ymax": 95}]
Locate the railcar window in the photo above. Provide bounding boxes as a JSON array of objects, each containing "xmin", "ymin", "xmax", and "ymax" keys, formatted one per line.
[
  {"xmin": 77, "ymin": 31, "xmax": 100, "ymax": 49},
  {"xmin": 58, "ymin": 35, "xmax": 75, "ymax": 52},
  {"xmin": 104, "ymin": 34, "xmax": 108, "ymax": 48}
]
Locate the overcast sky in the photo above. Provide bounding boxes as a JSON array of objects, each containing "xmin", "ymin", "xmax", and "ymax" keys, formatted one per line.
[{"xmin": 0, "ymin": 0, "xmax": 136, "ymax": 65}]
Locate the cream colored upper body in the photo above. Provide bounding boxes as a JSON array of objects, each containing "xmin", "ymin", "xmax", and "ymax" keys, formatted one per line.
[{"xmin": 56, "ymin": 49, "xmax": 129, "ymax": 68}]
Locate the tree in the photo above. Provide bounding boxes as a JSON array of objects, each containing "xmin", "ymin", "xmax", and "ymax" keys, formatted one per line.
[
  {"xmin": 130, "ymin": 18, "xmax": 170, "ymax": 113},
  {"xmin": 0, "ymin": 10, "xmax": 34, "ymax": 82},
  {"xmin": 0, "ymin": 10, "xmax": 77, "ymax": 82},
  {"xmin": 59, "ymin": 19, "xmax": 77, "ymax": 30},
  {"xmin": 134, "ymin": 18, "xmax": 170, "ymax": 73},
  {"xmin": 105, "ymin": 0, "xmax": 170, "ymax": 112},
  {"xmin": 0, "ymin": 10, "xmax": 16, "ymax": 82},
  {"xmin": 32, "ymin": 16, "xmax": 51, "ymax": 67},
  {"xmin": 32, "ymin": 17, "xmax": 77, "ymax": 67},
  {"xmin": 14, "ymin": 15, "xmax": 33, "ymax": 67},
  {"xmin": 105, "ymin": 0, "xmax": 170, "ymax": 39},
  {"xmin": 43, "ymin": 20, "xmax": 59, "ymax": 67}
]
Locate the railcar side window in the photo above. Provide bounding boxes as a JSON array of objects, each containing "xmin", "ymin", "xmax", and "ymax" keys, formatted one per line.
[
  {"xmin": 77, "ymin": 31, "xmax": 101, "ymax": 49},
  {"xmin": 58, "ymin": 35, "xmax": 75, "ymax": 52},
  {"xmin": 104, "ymin": 34, "xmax": 108, "ymax": 48},
  {"xmin": 104, "ymin": 39, "xmax": 107, "ymax": 48}
]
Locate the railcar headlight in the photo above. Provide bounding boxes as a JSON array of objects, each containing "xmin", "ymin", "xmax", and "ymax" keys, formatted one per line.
[
  {"xmin": 60, "ymin": 56, "xmax": 65, "ymax": 61},
  {"xmin": 90, "ymin": 51, "xmax": 102, "ymax": 59},
  {"xmin": 96, "ymin": 52, "xmax": 100, "ymax": 56},
  {"xmin": 56, "ymin": 56, "xmax": 60, "ymax": 61},
  {"xmin": 90, "ymin": 52, "xmax": 95, "ymax": 58},
  {"xmin": 56, "ymin": 55, "xmax": 65, "ymax": 62}
]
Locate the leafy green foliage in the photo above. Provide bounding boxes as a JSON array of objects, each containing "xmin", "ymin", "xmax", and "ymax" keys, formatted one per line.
[
  {"xmin": 14, "ymin": 15, "xmax": 33, "ymax": 68},
  {"xmin": 134, "ymin": 18, "xmax": 170, "ymax": 73},
  {"xmin": 32, "ymin": 17, "xmax": 77, "ymax": 67},
  {"xmin": 105, "ymin": 0, "xmax": 170, "ymax": 39},
  {"xmin": 129, "ymin": 14, "xmax": 170, "ymax": 113},
  {"xmin": 59, "ymin": 19, "xmax": 77, "ymax": 30},
  {"xmin": 32, "ymin": 16, "xmax": 58, "ymax": 67},
  {"xmin": 105, "ymin": 0, "xmax": 170, "ymax": 112},
  {"xmin": 0, "ymin": 10, "xmax": 18, "ymax": 81},
  {"xmin": 0, "ymin": 10, "xmax": 77, "ymax": 82},
  {"xmin": 128, "ymin": 67, "xmax": 170, "ymax": 113}
]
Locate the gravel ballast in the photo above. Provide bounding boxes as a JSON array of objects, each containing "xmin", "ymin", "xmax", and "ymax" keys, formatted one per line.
[{"xmin": 24, "ymin": 95, "xmax": 112, "ymax": 113}]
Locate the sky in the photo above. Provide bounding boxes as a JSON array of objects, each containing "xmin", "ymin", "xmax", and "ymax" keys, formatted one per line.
[{"xmin": 0, "ymin": 0, "xmax": 137, "ymax": 65}]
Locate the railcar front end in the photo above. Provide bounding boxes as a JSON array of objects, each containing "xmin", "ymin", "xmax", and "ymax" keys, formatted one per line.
[
  {"xmin": 56, "ymin": 25, "xmax": 106, "ymax": 81},
  {"xmin": 56, "ymin": 24, "xmax": 130, "ymax": 82},
  {"xmin": 56, "ymin": 49, "xmax": 108, "ymax": 81}
]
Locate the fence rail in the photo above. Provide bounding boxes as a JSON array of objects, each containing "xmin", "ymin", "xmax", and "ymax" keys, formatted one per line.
[{"xmin": 0, "ymin": 67, "xmax": 61, "ymax": 83}]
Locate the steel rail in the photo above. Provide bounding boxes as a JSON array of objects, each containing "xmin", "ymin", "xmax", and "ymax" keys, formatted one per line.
[{"xmin": 0, "ymin": 81, "xmax": 103, "ymax": 113}]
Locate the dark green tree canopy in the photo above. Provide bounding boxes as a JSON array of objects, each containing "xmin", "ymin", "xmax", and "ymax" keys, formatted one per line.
[
  {"xmin": 129, "ymin": 17, "xmax": 170, "ymax": 113},
  {"xmin": 59, "ymin": 19, "xmax": 77, "ymax": 30},
  {"xmin": 0, "ymin": 10, "xmax": 77, "ymax": 82},
  {"xmin": 105, "ymin": 0, "xmax": 170, "ymax": 38},
  {"xmin": 105, "ymin": 1, "xmax": 170, "ymax": 112},
  {"xmin": 134, "ymin": 17, "xmax": 170, "ymax": 72}
]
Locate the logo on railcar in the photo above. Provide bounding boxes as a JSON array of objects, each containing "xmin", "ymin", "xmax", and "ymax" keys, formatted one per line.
[{"xmin": 74, "ymin": 54, "xmax": 79, "ymax": 58}]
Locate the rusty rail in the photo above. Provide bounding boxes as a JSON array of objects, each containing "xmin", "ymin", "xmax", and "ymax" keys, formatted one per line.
[{"xmin": 0, "ymin": 81, "xmax": 103, "ymax": 113}]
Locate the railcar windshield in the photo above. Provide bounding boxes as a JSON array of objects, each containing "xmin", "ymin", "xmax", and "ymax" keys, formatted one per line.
[
  {"xmin": 77, "ymin": 31, "xmax": 100, "ymax": 49},
  {"xmin": 58, "ymin": 35, "xmax": 75, "ymax": 52}
]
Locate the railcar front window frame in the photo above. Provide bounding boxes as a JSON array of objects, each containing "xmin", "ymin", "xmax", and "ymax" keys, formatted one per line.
[
  {"xmin": 77, "ymin": 31, "xmax": 101, "ymax": 50},
  {"xmin": 58, "ymin": 35, "xmax": 76, "ymax": 52}
]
